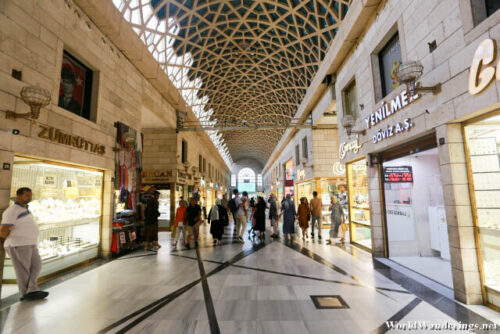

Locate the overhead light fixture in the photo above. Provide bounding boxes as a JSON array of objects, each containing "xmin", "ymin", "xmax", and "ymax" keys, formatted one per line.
[
  {"xmin": 394, "ymin": 60, "xmax": 441, "ymax": 96},
  {"xmin": 5, "ymin": 85, "xmax": 51, "ymax": 120},
  {"xmin": 341, "ymin": 115, "xmax": 366, "ymax": 137}
]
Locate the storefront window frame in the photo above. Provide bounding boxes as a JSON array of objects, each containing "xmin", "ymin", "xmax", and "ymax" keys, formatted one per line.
[
  {"xmin": 7, "ymin": 154, "xmax": 105, "ymax": 282},
  {"xmin": 462, "ymin": 109, "xmax": 500, "ymax": 310},
  {"xmin": 346, "ymin": 156, "xmax": 372, "ymax": 253}
]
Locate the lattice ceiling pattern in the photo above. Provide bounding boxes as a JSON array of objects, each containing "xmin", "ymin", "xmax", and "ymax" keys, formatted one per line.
[{"xmin": 113, "ymin": 0, "xmax": 352, "ymax": 165}]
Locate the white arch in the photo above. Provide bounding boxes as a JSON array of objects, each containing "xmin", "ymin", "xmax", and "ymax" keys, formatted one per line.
[{"xmin": 238, "ymin": 168, "xmax": 255, "ymax": 183}]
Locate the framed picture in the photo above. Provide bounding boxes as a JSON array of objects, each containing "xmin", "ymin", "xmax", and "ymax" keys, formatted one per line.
[{"xmin": 58, "ymin": 51, "xmax": 93, "ymax": 120}]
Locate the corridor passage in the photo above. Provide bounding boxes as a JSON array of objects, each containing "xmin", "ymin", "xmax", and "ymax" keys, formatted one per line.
[{"xmin": 1, "ymin": 224, "xmax": 498, "ymax": 334}]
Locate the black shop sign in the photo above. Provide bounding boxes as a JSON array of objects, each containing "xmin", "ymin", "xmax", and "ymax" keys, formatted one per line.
[{"xmin": 383, "ymin": 166, "xmax": 413, "ymax": 183}]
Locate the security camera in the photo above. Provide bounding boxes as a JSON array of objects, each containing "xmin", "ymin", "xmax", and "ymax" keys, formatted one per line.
[{"xmin": 12, "ymin": 129, "xmax": 20, "ymax": 135}]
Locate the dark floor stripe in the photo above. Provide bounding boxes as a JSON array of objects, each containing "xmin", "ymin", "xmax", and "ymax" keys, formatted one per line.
[
  {"xmin": 283, "ymin": 240, "xmax": 397, "ymax": 300},
  {"xmin": 99, "ymin": 242, "xmax": 267, "ymax": 333},
  {"xmin": 370, "ymin": 298, "xmax": 422, "ymax": 334},
  {"xmin": 373, "ymin": 258, "xmax": 498, "ymax": 331},
  {"xmin": 169, "ymin": 250, "xmax": 410, "ymax": 294},
  {"xmin": 196, "ymin": 248, "xmax": 220, "ymax": 334}
]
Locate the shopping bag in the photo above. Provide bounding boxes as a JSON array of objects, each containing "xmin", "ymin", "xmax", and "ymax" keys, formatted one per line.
[{"xmin": 339, "ymin": 222, "xmax": 349, "ymax": 238}]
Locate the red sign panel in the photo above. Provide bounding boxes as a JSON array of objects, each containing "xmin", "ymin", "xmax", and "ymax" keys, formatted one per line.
[{"xmin": 383, "ymin": 166, "xmax": 413, "ymax": 183}]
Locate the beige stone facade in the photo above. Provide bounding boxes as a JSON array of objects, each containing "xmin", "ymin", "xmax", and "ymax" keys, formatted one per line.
[
  {"xmin": 329, "ymin": 0, "xmax": 500, "ymax": 307},
  {"xmin": 262, "ymin": 85, "xmax": 344, "ymax": 202},
  {"xmin": 0, "ymin": 0, "xmax": 228, "ymax": 286}
]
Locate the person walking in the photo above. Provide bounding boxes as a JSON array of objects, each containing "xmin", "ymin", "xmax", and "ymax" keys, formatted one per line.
[
  {"xmin": 327, "ymin": 196, "xmax": 346, "ymax": 245},
  {"xmin": 297, "ymin": 197, "xmax": 310, "ymax": 241},
  {"xmin": 220, "ymin": 193, "xmax": 228, "ymax": 211},
  {"xmin": 173, "ymin": 199, "xmax": 187, "ymax": 249},
  {"xmin": 0, "ymin": 187, "xmax": 49, "ymax": 301},
  {"xmin": 281, "ymin": 194, "xmax": 296, "ymax": 241},
  {"xmin": 208, "ymin": 199, "xmax": 228, "ymax": 245},
  {"xmin": 201, "ymin": 197, "xmax": 207, "ymax": 220},
  {"xmin": 144, "ymin": 191, "xmax": 161, "ymax": 251},
  {"xmin": 309, "ymin": 191, "xmax": 322, "ymax": 240},
  {"xmin": 253, "ymin": 196, "xmax": 267, "ymax": 242},
  {"xmin": 184, "ymin": 197, "xmax": 202, "ymax": 249},
  {"xmin": 234, "ymin": 191, "xmax": 248, "ymax": 243},
  {"xmin": 268, "ymin": 194, "xmax": 279, "ymax": 239}
]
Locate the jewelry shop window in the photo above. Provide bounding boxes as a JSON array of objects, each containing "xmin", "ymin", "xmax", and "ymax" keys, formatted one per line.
[
  {"xmin": 4, "ymin": 156, "xmax": 103, "ymax": 280},
  {"xmin": 346, "ymin": 159, "xmax": 371, "ymax": 250},
  {"xmin": 464, "ymin": 113, "xmax": 500, "ymax": 308}
]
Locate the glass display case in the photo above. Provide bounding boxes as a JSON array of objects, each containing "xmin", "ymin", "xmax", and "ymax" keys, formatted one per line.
[
  {"xmin": 320, "ymin": 178, "xmax": 347, "ymax": 226},
  {"xmin": 464, "ymin": 113, "xmax": 500, "ymax": 308},
  {"xmin": 206, "ymin": 189, "xmax": 213, "ymax": 209},
  {"xmin": 4, "ymin": 156, "xmax": 102, "ymax": 280},
  {"xmin": 175, "ymin": 184, "xmax": 184, "ymax": 211},
  {"xmin": 296, "ymin": 180, "xmax": 316, "ymax": 202},
  {"xmin": 347, "ymin": 159, "xmax": 371, "ymax": 250},
  {"xmin": 158, "ymin": 189, "xmax": 171, "ymax": 227}
]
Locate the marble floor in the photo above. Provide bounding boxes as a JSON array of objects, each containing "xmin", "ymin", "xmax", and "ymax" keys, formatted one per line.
[
  {"xmin": 0, "ymin": 223, "xmax": 499, "ymax": 334},
  {"xmin": 390, "ymin": 256, "xmax": 453, "ymax": 288}
]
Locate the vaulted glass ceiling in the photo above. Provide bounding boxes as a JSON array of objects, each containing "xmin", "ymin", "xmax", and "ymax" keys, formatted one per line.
[{"xmin": 113, "ymin": 0, "xmax": 352, "ymax": 166}]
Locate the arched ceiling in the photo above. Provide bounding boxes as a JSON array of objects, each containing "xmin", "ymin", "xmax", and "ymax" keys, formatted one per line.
[{"xmin": 114, "ymin": 0, "xmax": 352, "ymax": 166}]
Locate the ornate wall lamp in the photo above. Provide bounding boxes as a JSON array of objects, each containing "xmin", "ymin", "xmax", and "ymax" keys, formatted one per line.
[
  {"xmin": 395, "ymin": 61, "xmax": 441, "ymax": 96},
  {"xmin": 5, "ymin": 85, "xmax": 51, "ymax": 120}
]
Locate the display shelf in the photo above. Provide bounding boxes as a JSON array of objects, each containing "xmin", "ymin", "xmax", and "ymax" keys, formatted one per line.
[
  {"xmin": 351, "ymin": 206, "xmax": 370, "ymax": 210},
  {"xmin": 352, "ymin": 220, "xmax": 371, "ymax": 226},
  {"xmin": 480, "ymin": 226, "xmax": 500, "ymax": 233},
  {"xmin": 38, "ymin": 217, "xmax": 99, "ymax": 230}
]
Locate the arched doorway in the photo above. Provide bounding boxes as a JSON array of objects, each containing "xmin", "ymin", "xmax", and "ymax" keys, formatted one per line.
[{"xmin": 237, "ymin": 168, "xmax": 256, "ymax": 193}]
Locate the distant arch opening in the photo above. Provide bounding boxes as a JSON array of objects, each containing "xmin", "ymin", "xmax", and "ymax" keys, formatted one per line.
[{"xmin": 237, "ymin": 168, "xmax": 256, "ymax": 193}]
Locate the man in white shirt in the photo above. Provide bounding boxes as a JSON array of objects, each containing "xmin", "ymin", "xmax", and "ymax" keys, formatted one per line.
[{"xmin": 0, "ymin": 187, "xmax": 49, "ymax": 301}]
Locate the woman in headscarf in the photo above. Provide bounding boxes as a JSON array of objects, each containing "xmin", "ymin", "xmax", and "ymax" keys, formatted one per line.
[
  {"xmin": 297, "ymin": 197, "xmax": 310, "ymax": 241},
  {"xmin": 208, "ymin": 199, "xmax": 229, "ymax": 245},
  {"xmin": 281, "ymin": 194, "xmax": 296, "ymax": 241},
  {"xmin": 253, "ymin": 196, "xmax": 267, "ymax": 241}
]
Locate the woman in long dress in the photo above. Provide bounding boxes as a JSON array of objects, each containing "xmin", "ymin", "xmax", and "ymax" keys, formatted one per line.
[
  {"xmin": 208, "ymin": 199, "xmax": 228, "ymax": 245},
  {"xmin": 281, "ymin": 194, "xmax": 296, "ymax": 241},
  {"xmin": 253, "ymin": 196, "xmax": 267, "ymax": 241},
  {"xmin": 327, "ymin": 196, "xmax": 346, "ymax": 245}
]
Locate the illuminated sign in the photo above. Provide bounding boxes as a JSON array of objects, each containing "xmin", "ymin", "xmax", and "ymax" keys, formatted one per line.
[
  {"xmin": 383, "ymin": 166, "xmax": 413, "ymax": 183},
  {"xmin": 469, "ymin": 39, "xmax": 499, "ymax": 95},
  {"xmin": 339, "ymin": 136, "xmax": 362, "ymax": 159}
]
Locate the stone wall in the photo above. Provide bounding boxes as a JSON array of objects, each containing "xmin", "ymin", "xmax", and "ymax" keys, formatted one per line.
[
  {"xmin": 0, "ymin": 0, "xmax": 228, "ymax": 262},
  {"xmin": 334, "ymin": 0, "xmax": 500, "ymax": 304}
]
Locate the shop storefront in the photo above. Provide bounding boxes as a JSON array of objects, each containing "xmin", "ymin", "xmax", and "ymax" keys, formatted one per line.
[
  {"xmin": 380, "ymin": 134, "xmax": 451, "ymax": 287},
  {"xmin": 346, "ymin": 158, "xmax": 371, "ymax": 251},
  {"xmin": 463, "ymin": 111, "xmax": 500, "ymax": 309},
  {"xmin": 4, "ymin": 156, "xmax": 103, "ymax": 281},
  {"xmin": 284, "ymin": 159, "xmax": 294, "ymax": 196},
  {"xmin": 296, "ymin": 177, "xmax": 347, "ymax": 226}
]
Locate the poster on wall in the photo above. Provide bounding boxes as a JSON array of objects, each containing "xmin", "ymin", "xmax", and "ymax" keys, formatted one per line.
[
  {"xmin": 386, "ymin": 204, "xmax": 415, "ymax": 241},
  {"xmin": 58, "ymin": 51, "xmax": 92, "ymax": 119},
  {"xmin": 383, "ymin": 166, "xmax": 413, "ymax": 183}
]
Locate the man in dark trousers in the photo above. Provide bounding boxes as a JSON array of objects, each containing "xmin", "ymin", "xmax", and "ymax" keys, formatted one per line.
[
  {"xmin": 0, "ymin": 188, "xmax": 49, "ymax": 301},
  {"xmin": 184, "ymin": 197, "xmax": 202, "ymax": 249},
  {"xmin": 144, "ymin": 191, "xmax": 161, "ymax": 251}
]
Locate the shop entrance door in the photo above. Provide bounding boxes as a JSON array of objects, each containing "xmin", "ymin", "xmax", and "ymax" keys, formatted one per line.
[{"xmin": 382, "ymin": 146, "xmax": 453, "ymax": 288}]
